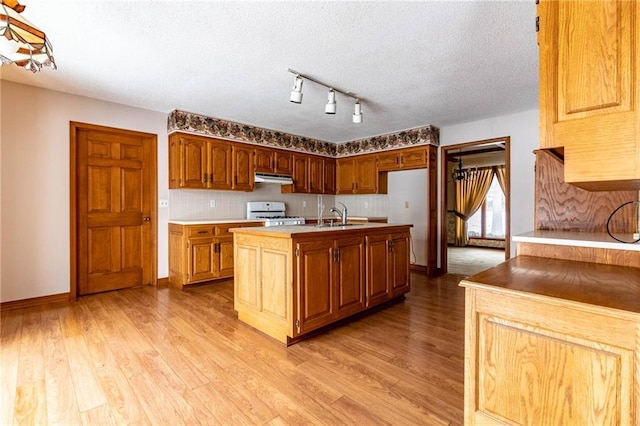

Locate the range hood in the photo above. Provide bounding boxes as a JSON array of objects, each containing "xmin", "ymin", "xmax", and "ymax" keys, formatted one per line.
[{"xmin": 254, "ymin": 172, "xmax": 294, "ymax": 185}]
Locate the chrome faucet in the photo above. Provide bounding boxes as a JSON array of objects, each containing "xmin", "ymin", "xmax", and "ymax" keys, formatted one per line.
[{"xmin": 329, "ymin": 202, "xmax": 348, "ymax": 225}]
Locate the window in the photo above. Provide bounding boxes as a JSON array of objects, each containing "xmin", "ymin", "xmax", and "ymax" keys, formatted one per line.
[{"xmin": 467, "ymin": 175, "xmax": 505, "ymax": 239}]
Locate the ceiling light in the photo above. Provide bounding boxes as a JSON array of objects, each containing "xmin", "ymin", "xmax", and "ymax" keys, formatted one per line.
[
  {"xmin": 288, "ymin": 68, "xmax": 364, "ymax": 124},
  {"xmin": 0, "ymin": 0, "xmax": 56, "ymax": 72},
  {"xmin": 325, "ymin": 89, "xmax": 336, "ymax": 114},
  {"xmin": 352, "ymin": 100, "xmax": 362, "ymax": 123},
  {"xmin": 289, "ymin": 75, "xmax": 303, "ymax": 103}
]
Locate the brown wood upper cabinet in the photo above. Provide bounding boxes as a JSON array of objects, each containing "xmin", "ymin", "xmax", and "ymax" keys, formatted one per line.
[
  {"xmin": 336, "ymin": 154, "xmax": 387, "ymax": 194},
  {"xmin": 281, "ymin": 154, "xmax": 336, "ymax": 195},
  {"xmin": 169, "ymin": 133, "xmax": 252, "ymax": 191},
  {"xmin": 254, "ymin": 147, "xmax": 294, "ymax": 175},
  {"xmin": 377, "ymin": 146, "xmax": 428, "ymax": 171},
  {"xmin": 538, "ymin": 0, "xmax": 640, "ymax": 190}
]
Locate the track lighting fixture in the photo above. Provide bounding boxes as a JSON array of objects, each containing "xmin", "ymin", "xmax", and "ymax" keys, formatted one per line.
[
  {"xmin": 289, "ymin": 75, "xmax": 303, "ymax": 103},
  {"xmin": 325, "ymin": 89, "xmax": 336, "ymax": 114},
  {"xmin": 287, "ymin": 68, "xmax": 364, "ymax": 124},
  {"xmin": 352, "ymin": 99, "xmax": 362, "ymax": 123}
]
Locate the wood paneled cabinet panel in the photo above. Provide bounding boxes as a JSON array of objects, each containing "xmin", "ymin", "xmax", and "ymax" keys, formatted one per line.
[
  {"xmin": 233, "ymin": 225, "xmax": 411, "ymax": 344},
  {"xmin": 296, "ymin": 235, "xmax": 365, "ymax": 335},
  {"xmin": 169, "ymin": 222, "xmax": 262, "ymax": 288},
  {"xmin": 169, "ymin": 133, "xmax": 244, "ymax": 190},
  {"xmin": 308, "ymin": 155, "xmax": 324, "ymax": 194},
  {"xmin": 461, "ymin": 281, "xmax": 639, "ymax": 425},
  {"xmin": 365, "ymin": 231, "xmax": 410, "ymax": 307},
  {"xmin": 254, "ymin": 148, "xmax": 294, "ymax": 175},
  {"xmin": 337, "ymin": 155, "xmax": 386, "ymax": 194},
  {"xmin": 323, "ymin": 158, "xmax": 337, "ymax": 194},
  {"xmin": 538, "ymin": 0, "xmax": 640, "ymax": 190},
  {"xmin": 377, "ymin": 147, "xmax": 428, "ymax": 171},
  {"xmin": 231, "ymin": 144, "xmax": 254, "ymax": 191}
]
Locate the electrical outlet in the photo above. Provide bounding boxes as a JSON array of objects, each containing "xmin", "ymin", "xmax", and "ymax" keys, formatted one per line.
[
  {"xmin": 159, "ymin": 199, "xmax": 169, "ymax": 208},
  {"xmin": 364, "ymin": 202, "xmax": 369, "ymax": 209},
  {"xmin": 634, "ymin": 232, "xmax": 640, "ymax": 239},
  {"xmin": 405, "ymin": 201, "xmax": 409, "ymax": 208},
  {"xmin": 303, "ymin": 201, "xmax": 307, "ymax": 208},
  {"xmin": 209, "ymin": 200, "xmax": 216, "ymax": 208}
]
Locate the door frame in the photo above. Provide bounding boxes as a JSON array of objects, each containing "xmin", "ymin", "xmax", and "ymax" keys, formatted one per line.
[
  {"xmin": 439, "ymin": 137, "xmax": 511, "ymax": 274},
  {"xmin": 70, "ymin": 121, "xmax": 158, "ymax": 298}
]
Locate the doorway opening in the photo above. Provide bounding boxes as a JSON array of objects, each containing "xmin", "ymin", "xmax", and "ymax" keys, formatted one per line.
[{"xmin": 440, "ymin": 137, "xmax": 510, "ymax": 276}]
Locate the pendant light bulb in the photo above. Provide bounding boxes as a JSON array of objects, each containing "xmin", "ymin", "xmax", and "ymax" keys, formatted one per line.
[
  {"xmin": 352, "ymin": 99, "xmax": 363, "ymax": 123},
  {"xmin": 325, "ymin": 89, "xmax": 337, "ymax": 114},
  {"xmin": 290, "ymin": 75, "xmax": 303, "ymax": 103}
]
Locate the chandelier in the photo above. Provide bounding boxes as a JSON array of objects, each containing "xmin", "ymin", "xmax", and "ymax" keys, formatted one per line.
[
  {"xmin": 0, "ymin": 0, "xmax": 56, "ymax": 72},
  {"xmin": 451, "ymin": 157, "xmax": 477, "ymax": 182}
]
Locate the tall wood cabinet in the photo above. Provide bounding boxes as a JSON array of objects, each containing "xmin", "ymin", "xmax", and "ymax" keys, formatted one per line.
[{"xmin": 538, "ymin": 0, "xmax": 640, "ymax": 190}]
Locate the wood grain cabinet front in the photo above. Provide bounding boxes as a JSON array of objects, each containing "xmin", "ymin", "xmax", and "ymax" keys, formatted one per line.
[
  {"xmin": 336, "ymin": 154, "xmax": 386, "ymax": 194},
  {"xmin": 377, "ymin": 147, "xmax": 428, "ymax": 171},
  {"xmin": 169, "ymin": 222, "xmax": 262, "ymax": 288},
  {"xmin": 538, "ymin": 0, "xmax": 640, "ymax": 190},
  {"xmin": 460, "ymin": 257, "xmax": 640, "ymax": 425},
  {"xmin": 366, "ymin": 232, "xmax": 410, "ymax": 306}
]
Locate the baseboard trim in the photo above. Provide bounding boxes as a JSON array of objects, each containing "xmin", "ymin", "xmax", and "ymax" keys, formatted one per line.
[
  {"xmin": 1, "ymin": 292, "xmax": 70, "ymax": 311},
  {"xmin": 410, "ymin": 264, "xmax": 428, "ymax": 274},
  {"xmin": 157, "ymin": 277, "xmax": 170, "ymax": 287}
]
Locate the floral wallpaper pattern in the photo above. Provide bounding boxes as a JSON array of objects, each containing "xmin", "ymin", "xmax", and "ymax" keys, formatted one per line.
[{"xmin": 168, "ymin": 110, "xmax": 439, "ymax": 158}]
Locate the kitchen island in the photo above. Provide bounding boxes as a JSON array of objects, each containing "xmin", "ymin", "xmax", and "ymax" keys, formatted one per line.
[
  {"xmin": 461, "ymin": 236, "xmax": 640, "ymax": 424},
  {"xmin": 231, "ymin": 223, "xmax": 412, "ymax": 345}
]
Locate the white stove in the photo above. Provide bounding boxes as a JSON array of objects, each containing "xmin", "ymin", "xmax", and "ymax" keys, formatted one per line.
[{"xmin": 246, "ymin": 201, "xmax": 305, "ymax": 227}]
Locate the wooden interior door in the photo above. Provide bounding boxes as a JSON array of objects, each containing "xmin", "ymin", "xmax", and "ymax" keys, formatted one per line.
[{"xmin": 72, "ymin": 122, "xmax": 157, "ymax": 296}]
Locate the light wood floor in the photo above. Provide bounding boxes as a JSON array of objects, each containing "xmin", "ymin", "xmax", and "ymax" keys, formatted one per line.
[{"xmin": 1, "ymin": 273, "xmax": 465, "ymax": 425}]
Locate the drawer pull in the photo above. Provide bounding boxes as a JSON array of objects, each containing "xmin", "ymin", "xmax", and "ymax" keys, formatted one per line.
[{"xmin": 197, "ymin": 230, "xmax": 208, "ymax": 234}]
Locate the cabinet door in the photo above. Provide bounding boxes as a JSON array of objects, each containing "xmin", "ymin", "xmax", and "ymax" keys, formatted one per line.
[
  {"xmin": 209, "ymin": 140, "xmax": 233, "ymax": 190},
  {"xmin": 308, "ymin": 156, "xmax": 324, "ymax": 194},
  {"xmin": 254, "ymin": 147, "xmax": 274, "ymax": 173},
  {"xmin": 334, "ymin": 236, "xmax": 366, "ymax": 319},
  {"xmin": 187, "ymin": 237, "xmax": 216, "ymax": 283},
  {"xmin": 336, "ymin": 158, "xmax": 355, "ymax": 194},
  {"xmin": 274, "ymin": 151, "xmax": 294, "ymax": 175},
  {"xmin": 296, "ymin": 240, "xmax": 334, "ymax": 334},
  {"xmin": 182, "ymin": 136, "xmax": 208, "ymax": 189},
  {"xmin": 366, "ymin": 234, "xmax": 391, "ymax": 307},
  {"xmin": 355, "ymin": 155, "xmax": 379, "ymax": 194},
  {"xmin": 291, "ymin": 155, "xmax": 309, "ymax": 193},
  {"xmin": 168, "ymin": 134, "xmax": 182, "ymax": 188},
  {"xmin": 389, "ymin": 233, "xmax": 410, "ymax": 296},
  {"xmin": 539, "ymin": 0, "xmax": 640, "ymax": 189},
  {"xmin": 323, "ymin": 158, "xmax": 336, "ymax": 194},
  {"xmin": 232, "ymin": 144, "xmax": 254, "ymax": 191},
  {"xmin": 377, "ymin": 152, "xmax": 400, "ymax": 171},
  {"xmin": 217, "ymin": 237, "xmax": 235, "ymax": 277},
  {"xmin": 400, "ymin": 147, "xmax": 428, "ymax": 169}
]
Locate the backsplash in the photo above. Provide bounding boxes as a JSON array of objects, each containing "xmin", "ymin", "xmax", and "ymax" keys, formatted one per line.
[{"xmin": 169, "ymin": 187, "xmax": 388, "ymax": 220}]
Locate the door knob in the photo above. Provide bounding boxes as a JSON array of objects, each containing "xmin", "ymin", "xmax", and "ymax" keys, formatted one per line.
[{"xmin": 143, "ymin": 216, "xmax": 151, "ymax": 221}]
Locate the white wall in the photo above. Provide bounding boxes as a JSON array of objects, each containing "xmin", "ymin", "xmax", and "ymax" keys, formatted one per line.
[
  {"xmin": 387, "ymin": 169, "xmax": 428, "ymax": 266},
  {"xmin": 1, "ymin": 81, "xmax": 168, "ymax": 303},
  {"xmin": 440, "ymin": 109, "xmax": 539, "ymax": 259}
]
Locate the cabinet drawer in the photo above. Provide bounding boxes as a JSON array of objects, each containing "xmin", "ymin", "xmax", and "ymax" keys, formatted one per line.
[
  {"xmin": 216, "ymin": 222, "xmax": 263, "ymax": 236},
  {"xmin": 187, "ymin": 226, "xmax": 214, "ymax": 237}
]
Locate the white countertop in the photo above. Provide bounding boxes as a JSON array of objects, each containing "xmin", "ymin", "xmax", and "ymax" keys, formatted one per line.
[
  {"xmin": 230, "ymin": 222, "xmax": 412, "ymax": 237},
  {"xmin": 513, "ymin": 230, "xmax": 640, "ymax": 252},
  {"xmin": 169, "ymin": 219, "xmax": 262, "ymax": 225}
]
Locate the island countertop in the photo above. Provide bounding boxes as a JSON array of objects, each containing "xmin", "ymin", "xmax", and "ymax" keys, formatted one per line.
[
  {"xmin": 230, "ymin": 222, "xmax": 412, "ymax": 238},
  {"xmin": 513, "ymin": 230, "xmax": 640, "ymax": 252}
]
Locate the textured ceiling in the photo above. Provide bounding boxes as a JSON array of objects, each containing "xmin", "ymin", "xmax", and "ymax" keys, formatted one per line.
[{"xmin": 0, "ymin": 0, "xmax": 539, "ymax": 143}]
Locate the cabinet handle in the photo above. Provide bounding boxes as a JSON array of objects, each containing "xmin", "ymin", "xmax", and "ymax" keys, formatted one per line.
[
  {"xmin": 197, "ymin": 230, "xmax": 207, "ymax": 234},
  {"xmin": 143, "ymin": 216, "xmax": 151, "ymax": 222},
  {"xmin": 203, "ymin": 174, "xmax": 208, "ymax": 183},
  {"xmin": 389, "ymin": 241, "xmax": 394, "ymax": 252},
  {"xmin": 334, "ymin": 248, "xmax": 341, "ymax": 263},
  {"xmin": 209, "ymin": 173, "xmax": 213, "ymax": 182},
  {"xmin": 214, "ymin": 242, "xmax": 220, "ymax": 253}
]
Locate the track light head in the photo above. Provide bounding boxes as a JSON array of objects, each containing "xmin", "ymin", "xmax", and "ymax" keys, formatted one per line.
[
  {"xmin": 352, "ymin": 100, "xmax": 363, "ymax": 123},
  {"xmin": 290, "ymin": 75, "xmax": 303, "ymax": 103},
  {"xmin": 325, "ymin": 89, "xmax": 336, "ymax": 114}
]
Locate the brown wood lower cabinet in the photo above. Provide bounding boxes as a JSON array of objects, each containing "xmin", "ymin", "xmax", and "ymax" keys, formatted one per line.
[
  {"xmin": 461, "ymin": 256, "xmax": 640, "ymax": 425},
  {"xmin": 169, "ymin": 222, "xmax": 262, "ymax": 288},
  {"xmin": 233, "ymin": 225, "xmax": 412, "ymax": 344}
]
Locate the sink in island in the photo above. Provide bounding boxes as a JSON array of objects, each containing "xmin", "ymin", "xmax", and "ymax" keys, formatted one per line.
[{"xmin": 231, "ymin": 223, "xmax": 412, "ymax": 345}]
